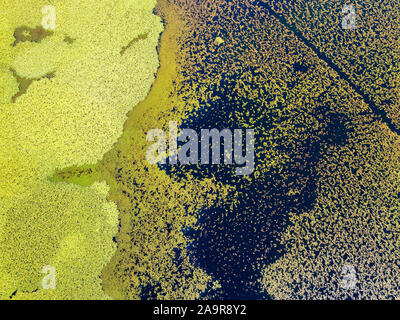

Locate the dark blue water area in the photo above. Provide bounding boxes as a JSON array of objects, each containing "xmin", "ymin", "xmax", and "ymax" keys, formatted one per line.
[
  {"xmin": 158, "ymin": 83, "xmax": 331, "ymax": 299},
  {"xmin": 159, "ymin": 75, "xmax": 353, "ymax": 299},
  {"xmin": 157, "ymin": 0, "xmax": 354, "ymax": 300}
]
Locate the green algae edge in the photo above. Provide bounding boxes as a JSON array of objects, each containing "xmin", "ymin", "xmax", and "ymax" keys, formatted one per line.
[{"xmin": 50, "ymin": 0, "xmax": 219, "ymax": 300}]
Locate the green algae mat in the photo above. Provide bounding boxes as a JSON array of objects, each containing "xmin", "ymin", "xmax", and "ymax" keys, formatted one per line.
[{"xmin": 1, "ymin": 0, "xmax": 400, "ymax": 300}]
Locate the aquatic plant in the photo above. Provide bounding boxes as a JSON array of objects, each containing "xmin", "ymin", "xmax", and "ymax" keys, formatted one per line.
[{"xmin": 0, "ymin": 0, "xmax": 162, "ymax": 299}]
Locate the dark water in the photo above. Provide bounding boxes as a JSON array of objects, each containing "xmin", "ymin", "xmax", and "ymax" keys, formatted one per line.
[
  {"xmin": 163, "ymin": 82, "xmax": 351, "ymax": 299},
  {"xmin": 160, "ymin": 0, "xmax": 352, "ymax": 300}
]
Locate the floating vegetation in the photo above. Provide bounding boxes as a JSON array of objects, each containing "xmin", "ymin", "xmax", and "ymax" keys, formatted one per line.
[
  {"xmin": 1, "ymin": 0, "xmax": 399, "ymax": 301},
  {"xmin": 0, "ymin": 0, "xmax": 163, "ymax": 299}
]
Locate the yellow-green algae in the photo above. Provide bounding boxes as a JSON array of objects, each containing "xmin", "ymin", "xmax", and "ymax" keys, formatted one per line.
[
  {"xmin": 3, "ymin": 0, "xmax": 399, "ymax": 300},
  {"xmin": 0, "ymin": 0, "xmax": 163, "ymax": 299},
  {"xmin": 56, "ymin": 0, "xmax": 229, "ymax": 299},
  {"xmin": 254, "ymin": 0, "xmax": 400, "ymax": 299},
  {"xmin": 261, "ymin": 0, "xmax": 400, "ymax": 129},
  {"xmin": 149, "ymin": 0, "xmax": 400, "ymax": 298},
  {"xmin": 59, "ymin": 0, "xmax": 400, "ymax": 299},
  {"xmin": 261, "ymin": 116, "xmax": 400, "ymax": 299}
]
